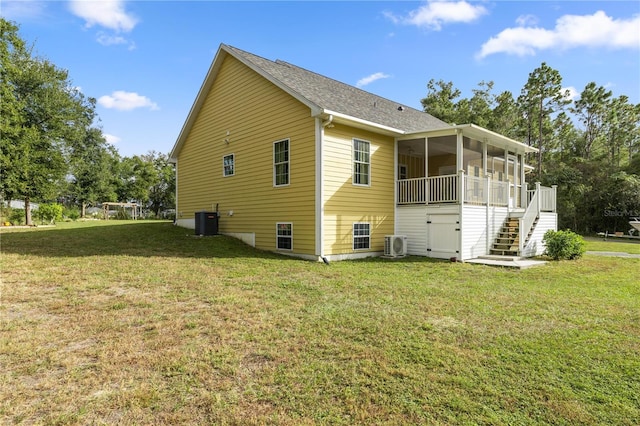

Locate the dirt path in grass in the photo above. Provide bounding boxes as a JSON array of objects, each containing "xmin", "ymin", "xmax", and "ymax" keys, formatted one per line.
[{"xmin": 586, "ymin": 251, "xmax": 640, "ymax": 258}]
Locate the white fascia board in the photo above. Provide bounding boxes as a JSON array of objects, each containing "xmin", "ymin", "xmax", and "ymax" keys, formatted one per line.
[
  {"xmin": 408, "ymin": 123, "xmax": 538, "ymax": 154},
  {"xmin": 454, "ymin": 124, "xmax": 538, "ymax": 154},
  {"xmin": 318, "ymin": 109, "xmax": 405, "ymax": 136}
]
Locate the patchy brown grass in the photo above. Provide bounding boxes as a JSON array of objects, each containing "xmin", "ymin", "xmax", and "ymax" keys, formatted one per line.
[{"xmin": 1, "ymin": 221, "xmax": 639, "ymax": 425}]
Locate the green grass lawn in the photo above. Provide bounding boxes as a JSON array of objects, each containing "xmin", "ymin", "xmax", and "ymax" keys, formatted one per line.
[
  {"xmin": 584, "ymin": 236, "xmax": 640, "ymax": 254},
  {"xmin": 1, "ymin": 222, "xmax": 639, "ymax": 425}
]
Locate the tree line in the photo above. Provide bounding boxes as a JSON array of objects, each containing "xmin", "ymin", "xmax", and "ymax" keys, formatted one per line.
[
  {"xmin": 1, "ymin": 19, "xmax": 175, "ymax": 225},
  {"xmin": 2, "ymin": 18, "xmax": 639, "ymax": 233},
  {"xmin": 421, "ymin": 64, "xmax": 640, "ymax": 233}
]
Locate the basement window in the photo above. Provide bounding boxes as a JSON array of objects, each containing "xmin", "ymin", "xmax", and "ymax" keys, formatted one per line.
[
  {"xmin": 276, "ymin": 222, "xmax": 292, "ymax": 250},
  {"xmin": 353, "ymin": 222, "xmax": 370, "ymax": 250}
]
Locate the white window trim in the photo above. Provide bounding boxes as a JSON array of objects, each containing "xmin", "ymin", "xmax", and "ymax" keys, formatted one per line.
[
  {"xmin": 353, "ymin": 138, "xmax": 371, "ymax": 187},
  {"xmin": 276, "ymin": 222, "xmax": 293, "ymax": 251},
  {"xmin": 273, "ymin": 138, "xmax": 290, "ymax": 187},
  {"xmin": 223, "ymin": 153, "xmax": 235, "ymax": 177},
  {"xmin": 353, "ymin": 222, "xmax": 371, "ymax": 250}
]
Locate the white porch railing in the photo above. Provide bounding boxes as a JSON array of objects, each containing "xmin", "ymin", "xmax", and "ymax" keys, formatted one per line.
[
  {"xmin": 519, "ymin": 185, "xmax": 540, "ymax": 254},
  {"xmin": 428, "ymin": 174, "xmax": 458, "ymax": 203},
  {"xmin": 397, "ymin": 175, "xmax": 457, "ymax": 205},
  {"xmin": 398, "ymin": 175, "xmax": 557, "ymax": 211},
  {"xmin": 518, "ymin": 182, "xmax": 557, "ymax": 253},
  {"xmin": 539, "ymin": 185, "xmax": 557, "ymax": 212},
  {"xmin": 397, "ymin": 177, "xmax": 427, "ymax": 204},
  {"xmin": 527, "ymin": 185, "xmax": 556, "ymax": 212},
  {"xmin": 397, "ymin": 174, "xmax": 509, "ymax": 206},
  {"xmin": 490, "ymin": 180, "xmax": 509, "ymax": 207},
  {"xmin": 464, "ymin": 175, "xmax": 484, "ymax": 205}
]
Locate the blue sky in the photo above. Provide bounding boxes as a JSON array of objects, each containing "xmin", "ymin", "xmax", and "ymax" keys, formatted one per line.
[{"xmin": 3, "ymin": 1, "xmax": 639, "ymax": 158}]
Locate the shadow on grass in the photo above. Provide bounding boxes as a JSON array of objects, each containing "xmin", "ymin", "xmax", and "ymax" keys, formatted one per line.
[
  {"xmin": 1, "ymin": 221, "xmax": 453, "ymax": 266},
  {"xmin": 0, "ymin": 221, "xmax": 287, "ymax": 260}
]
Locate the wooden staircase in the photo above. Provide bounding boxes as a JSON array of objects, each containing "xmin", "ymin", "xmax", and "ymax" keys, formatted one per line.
[{"xmin": 490, "ymin": 216, "xmax": 538, "ymax": 256}]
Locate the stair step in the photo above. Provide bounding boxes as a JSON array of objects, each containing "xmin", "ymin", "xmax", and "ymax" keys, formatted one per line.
[
  {"xmin": 480, "ymin": 255, "xmax": 523, "ymax": 261},
  {"xmin": 490, "ymin": 215, "xmax": 529, "ymax": 257},
  {"xmin": 490, "ymin": 249, "xmax": 519, "ymax": 256}
]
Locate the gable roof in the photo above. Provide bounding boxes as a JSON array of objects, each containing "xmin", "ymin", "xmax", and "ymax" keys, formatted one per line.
[
  {"xmin": 170, "ymin": 44, "xmax": 450, "ymax": 160},
  {"xmin": 224, "ymin": 45, "xmax": 449, "ymax": 133}
]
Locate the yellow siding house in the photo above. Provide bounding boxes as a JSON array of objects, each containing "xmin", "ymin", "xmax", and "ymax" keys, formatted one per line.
[{"xmin": 170, "ymin": 45, "xmax": 557, "ymax": 261}]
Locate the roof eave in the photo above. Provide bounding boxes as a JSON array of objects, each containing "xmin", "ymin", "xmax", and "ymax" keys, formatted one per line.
[
  {"xmin": 457, "ymin": 124, "xmax": 539, "ymax": 154},
  {"xmin": 318, "ymin": 109, "xmax": 406, "ymax": 136},
  {"xmin": 408, "ymin": 123, "xmax": 538, "ymax": 154}
]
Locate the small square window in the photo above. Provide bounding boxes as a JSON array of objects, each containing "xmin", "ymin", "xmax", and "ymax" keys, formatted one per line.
[
  {"xmin": 223, "ymin": 154, "xmax": 234, "ymax": 176},
  {"xmin": 353, "ymin": 222, "xmax": 370, "ymax": 250},
  {"xmin": 276, "ymin": 222, "xmax": 292, "ymax": 250}
]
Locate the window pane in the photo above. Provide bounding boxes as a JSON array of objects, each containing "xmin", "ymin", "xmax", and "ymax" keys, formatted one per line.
[
  {"xmin": 354, "ymin": 237, "xmax": 370, "ymax": 250},
  {"xmin": 274, "ymin": 140, "xmax": 290, "ymax": 186},
  {"xmin": 277, "ymin": 237, "xmax": 292, "ymax": 250},
  {"xmin": 277, "ymin": 223, "xmax": 292, "ymax": 250},
  {"xmin": 353, "ymin": 223, "xmax": 370, "ymax": 250},
  {"xmin": 353, "ymin": 139, "xmax": 370, "ymax": 186},
  {"xmin": 223, "ymin": 155, "xmax": 234, "ymax": 176},
  {"xmin": 275, "ymin": 163, "xmax": 289, "ymax": 185},
  {"xmin": 277, "ymin": 223, "xmax": 292, "ymax": 236}
]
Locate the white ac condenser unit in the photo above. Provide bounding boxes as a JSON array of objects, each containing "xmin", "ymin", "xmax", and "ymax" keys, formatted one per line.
[{"xmin": 384, "ymin": 235, "xmax": 408, "ymax": 257}]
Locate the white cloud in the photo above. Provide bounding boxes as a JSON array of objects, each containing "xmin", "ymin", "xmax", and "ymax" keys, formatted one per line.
[
  {"xmin": 477, "ymin": 11, "xmax": 640, "ymax": 59},
  {"xmin": 2, "ymin": 1, "xmax": 48, "ymax": 20},
  {"xmin": 386, "ymin": 1, "xmax": 488, "ymax": 30},
  {"xmin": 98, "ymin": 91, "xmax": 159, "ymax": 111},
  {"xmin": 356, "ymin": 72, "xmax": 391, "ymax": 88},
  {"xmin": 96, "ymin": 32, "xmax": 127, "ymax": 46},
  {"xmin": 104, "ymin": 133, "xmax": 121, "ymax": 145},
  {"xmin": 515, "ymin": 14, "xmax": 538, "ymax": 27},
  {"xmin": 96, "ymin": 32, "xmax": 136, "ymax": 50},
  {"xmin": 68, "ymin": 0, "xmax": 138, "ymax": 32},
  {"xmin": 562, "ymin": 86, "xmax": 579, "ymax": 101}
]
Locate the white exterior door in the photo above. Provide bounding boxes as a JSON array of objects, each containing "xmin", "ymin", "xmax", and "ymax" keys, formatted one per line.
[{"xmin": 426, "ymin": 214, "xmax": 460, "ymax": 259}]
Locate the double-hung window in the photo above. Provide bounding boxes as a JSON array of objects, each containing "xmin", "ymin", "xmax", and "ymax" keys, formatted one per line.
[
  {"xmin": 276, "ymin": 223, "xmax": 292, "ymax": 250},
  {"xmin": 223, "ymin": 154, "xmax": 235, "ymax": 177},
  {"xmin": 274, "ymin": 139, "xmax": 289, "ymax": 186},
  {"xmin": 353, "ymin": 139, "xmax": 370, "ymax": 186},
  {"xmin": 353, "ymin": 222, "xmax": 370, "ymax": 250}
]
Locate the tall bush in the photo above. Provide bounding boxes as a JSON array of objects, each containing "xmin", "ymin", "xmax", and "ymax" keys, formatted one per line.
[
  {"xmin": 35, "ymin": 203, "xmax": 63, "ymax": 224},
  {"xmin": 9, "ymin": 208, "xmax": 25, "ymax": 225},
  {"xmin": 543, "ymin": 230, "xmax": 586, "ymax": 260}
]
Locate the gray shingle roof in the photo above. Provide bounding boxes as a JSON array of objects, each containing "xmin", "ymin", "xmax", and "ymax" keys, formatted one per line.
[{"xmin": 224, "ymin": 45, "xmax": 450, "ymax": 133}]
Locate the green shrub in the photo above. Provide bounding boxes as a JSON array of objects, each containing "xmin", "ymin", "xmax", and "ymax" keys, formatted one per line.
[
  {"xmin": 543, "ymin": 229, "xmax": 586, "ymax": 260},
  {"xmin": 9, "ymin": 208, "xmax": 25, "ymax": 225},
  {"xmin": 114, "ymin": 208, "xmax": 131, "ymax": 220},
  {"xmin": 63, "ymin": 206, "xmax": 81, "ymax": 221},
  {"xmin": 35, "ymin": 203, "xmax": 63, "ymax": 224}
]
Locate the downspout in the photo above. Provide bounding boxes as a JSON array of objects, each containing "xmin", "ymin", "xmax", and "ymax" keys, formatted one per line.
[
  {"xmin": 174, "ymin": 160, "xmax": 179, "ymax": 225},
  {"xmin": 394, "ymin": 137, "xmax": 398, "ymax": 235},
  {"xmin": 456, "ymin": 129, "xmax": 463, "ymax": 260},
  {"xmin": 317, "ymin": 114, "xmax": 333, "ymax": 263}
]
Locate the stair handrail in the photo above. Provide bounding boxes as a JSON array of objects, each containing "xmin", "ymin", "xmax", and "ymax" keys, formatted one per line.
[{"xmin": 518, "ymin": 182, "xmax": 541, "ymax": 254}]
